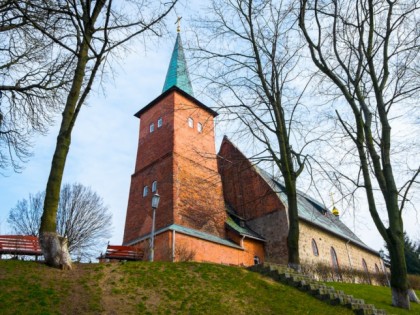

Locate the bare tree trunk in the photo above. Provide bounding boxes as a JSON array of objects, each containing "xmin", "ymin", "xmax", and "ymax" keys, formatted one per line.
[
  {"xmin": 39, "ymin": 40, "xmax": 90, "ymax": 269},
  {"xmin": 387, "ymin": 229, "xmax": 410, "ymax": 309},
  {"xmin": 39, "ymin": 232, "xmax": 72, "ymax": 269},
  {"xmin": 286, "ymin": 185, "xmax": 300, "ymax": 270}
]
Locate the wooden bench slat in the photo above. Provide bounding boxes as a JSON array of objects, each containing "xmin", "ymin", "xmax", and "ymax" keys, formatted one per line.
[
  {"xmin": 0, "ymin": 235, "xmax": 42, "ymax": 257},
  {"xmin": 103, "ymin": 244, "xmax": 144, "ymax": 261}
]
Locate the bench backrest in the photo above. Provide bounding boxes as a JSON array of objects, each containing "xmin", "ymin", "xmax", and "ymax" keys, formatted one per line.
[
  {"xmin": 105, "ymin": 245, "xmax": 144, "ymax": 261},
  {"xmin": 0, "ymin": 235, "xmax": 42, "ymax": 255}
]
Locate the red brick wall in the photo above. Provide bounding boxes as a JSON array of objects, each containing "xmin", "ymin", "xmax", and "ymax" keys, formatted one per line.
[
  {"xmin": 135, "ymin": 93, "xmax": 175, "ymax": 172},
  {"xmin": 174, "ymin": 232, "xmax": 263, "ymax": 266},
  {"xmin": 173, "ymin": 154, "xmax": 226, "ymax": 238},
  {"xmin": 124, "ymin": 90, "xmax": 227, "ymax": 245},
  {"xmin": 218, "ymin": 137, "xmax": 289, "ymax": 263},
  {"xmin": 218, "ymin": 137, "xmax": 286, "ymax": 219},
  {"xmin": 123, "ymin": 155, "xmax": 174, "ymax": 244}
]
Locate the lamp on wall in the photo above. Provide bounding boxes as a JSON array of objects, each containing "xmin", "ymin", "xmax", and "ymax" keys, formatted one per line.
[{"xmin": 149, "ymin": 193, "xmax": 160, "ymax": 262}]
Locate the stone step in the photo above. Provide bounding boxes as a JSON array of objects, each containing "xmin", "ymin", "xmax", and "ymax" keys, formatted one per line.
[{"xmin": 249, "ymin": 263, "xmax": 387, "ymax": 315}]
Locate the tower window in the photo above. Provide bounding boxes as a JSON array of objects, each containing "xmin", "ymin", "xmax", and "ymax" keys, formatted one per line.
[
  {"xmin": 143, "ymin": 186, "xmax": 149, "ymax": 197},
  {"xmin": 149, "ymin": 123, "xmax": 155, "ymax": 133},
  {"xmin": 157, "ymin": 117, "xmax": 163, "ymax": 128},
  {"xmin": 188, "ymin": 117, "xmax": 194, "ymax": 128},
  {"xmin": 152, "ymin": 181, "xmax": 157, "ymax": 193},
  {"xmin": 197, "ymin": 122, "xmax": 203, "ymax": 133},
  {"xmin": 311, "ymin": 239, "xmax": 319, "ymax": 256}
]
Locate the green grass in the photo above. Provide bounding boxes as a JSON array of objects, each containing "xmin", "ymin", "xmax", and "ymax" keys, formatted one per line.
[
  {"xmin": 0, "ymin": 260, "xmax": 418, "ymax": 314},
  {"xmin": 326, "ymin": 282, "xmax": 420, "ymax": 315}
]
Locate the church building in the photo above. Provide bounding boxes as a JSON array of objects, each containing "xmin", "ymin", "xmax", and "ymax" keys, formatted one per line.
[{"xmin": 122, "ymin": 31, "xmax": 382, "ymax": 273}]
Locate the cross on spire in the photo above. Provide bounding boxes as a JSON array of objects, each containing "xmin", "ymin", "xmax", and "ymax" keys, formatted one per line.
[{"xmin": 175, "ymin": 16, "xmax": 182, "ymax": 33}]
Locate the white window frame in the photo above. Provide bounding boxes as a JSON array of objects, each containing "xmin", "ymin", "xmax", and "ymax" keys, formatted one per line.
[
  {"xmin": 157, "ymin": 117, "xmax": 163, "ymax": 128},
  {"xmin": 188, "ymin": 117, "xmax": 194, "ymax": 128},
  {"xmin": 152, "ymin": 181, "xmax": 157, "ymax": 193},
  {"xmin": 143, "ymin": 186, "xmax": 149, "ymax": 197},
  {"xmin": 197, "ymin": 122, "xmax": 203, "ymax": 133},
  {"xmin": 149, "ymin": 123, "xmax": 155, "ymax": 133}
]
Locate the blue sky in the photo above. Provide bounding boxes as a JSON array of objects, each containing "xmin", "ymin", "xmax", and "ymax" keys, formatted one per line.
[{"xmin": 0, "ymin": 5, "xmax": 418, "ymax": 256}]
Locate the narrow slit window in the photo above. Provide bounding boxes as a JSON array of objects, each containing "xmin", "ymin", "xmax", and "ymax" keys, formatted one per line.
[
  {"xmin": 188, "ymin": 117, "xmax": 194, "ymax": 128},
  {"xmin": 157, "ymin": 117, "xmax": 163, "ymax": 128},
  {"xmin": 143, "ymin": 186, "xmax": 149, "ymax": 197},
  {"xmin": 197, "ymin": 122, "xmax": 203, "ymax": 133},
  {"xmin": 362, "ymin": 258, "xmax": 371, "ymax": 284},
  {"xmin": 311, "ymin": 239, "xmax": 319, "ymax": 256},
  {"xmin": 152, "ymin": 181, "xmax": 157, "ymax": 193},
  {"xmin": 149, "ymin": 123, "xmax": 155, "ymax": 133}
]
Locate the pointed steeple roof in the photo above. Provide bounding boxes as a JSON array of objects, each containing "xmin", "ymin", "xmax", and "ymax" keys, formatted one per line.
[{"xmin": 162, "ymin": 33, "xmax": 194, "ymax": 96}]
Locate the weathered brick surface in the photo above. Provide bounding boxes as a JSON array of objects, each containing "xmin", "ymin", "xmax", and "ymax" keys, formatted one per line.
[
  {"xmin": 124, "ymin": 89, "xmax": 227, "ymax": 251},
  {"xmin": 175, "ymin": 232, "xmax": 261, "ymax": 266},
  {"xmin": 218, "ymin": 137, "xmax": 285, "ymax": 219},
  {"xmin": 218, "ymin": 137, "xmax": 288, "ymax": 263},
  {"xmin": 299, "ymin": 221, "xmax": 383, "ymax": 273},
  {"xmin": 123, "ymin": 155, "xmax": 174, "ymax": 244},
  {"xmin": 173, "ymin": 154, "xmax": 226, "ymax": 238}
]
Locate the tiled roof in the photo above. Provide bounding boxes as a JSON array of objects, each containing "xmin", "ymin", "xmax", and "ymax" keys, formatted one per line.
[
  {"xmin": 162, "ymin": 33, "xmax": 194, "ymax": 96},
  {"xmin": 255, "ymin": 167, "xmax": 378, "ymax": 254}
]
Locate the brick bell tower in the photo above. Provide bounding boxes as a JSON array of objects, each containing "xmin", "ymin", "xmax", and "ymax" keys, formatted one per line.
[{"xmin": 123, "ymin": 31, "xmax": 226, "ymax": 260}]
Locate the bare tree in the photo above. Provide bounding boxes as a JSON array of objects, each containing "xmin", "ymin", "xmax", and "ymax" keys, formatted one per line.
[
  {"xmin": 8, "ymin": 192, "xmax": 43, "ymax": 237},
  {"xmin": 0, "ymin": 1, "xmax": 72, "ymax": 173},
  {"xmin": 8, "ymin": 183, "xmax": 112, "ymax": 261},
  {"xmin": 192, "ymin": 0, "xmax": 315, "ymax": 268},
  {"xmin": 299, "ymin": 0, "xmax": 420, "ymax": 309},
  {"xmin": 7, "ymin": 0, "xmax": 177, "ymax": 268}
]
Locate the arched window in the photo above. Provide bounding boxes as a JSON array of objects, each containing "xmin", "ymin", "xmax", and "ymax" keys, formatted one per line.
[
  {"xmin": 311, "ymin": 239, "xmax": 319, "ymax": 256},
  {"xmin": 143, "ymin": 186, "xmax": 148, "ymax": 197},
  {"xmin": 330, "ymin": 247, "xmax": 341, "ymax": 280},
  {"xmin": 188, "ymin": 117, "xmax": 194, "ymax": 128},
  {"xmin": 157, "ymin": 117, "xmax": 163, "ymax": 128},
  {"xmin": 149, "ymin": 123, "xmax": 155, "ymax": 133},
  {"xmin": 197, "ymin": 122, "xmax": 203, "ymax": 133},
  {"xmin": 375, "ymin": 263, "xmax": 380, "ymax": 273},
  {"xmin": 362, "ymin": 258, "xmax": 371, "ymax": 284},
  {"xmin": 152, "ymin": 181, "xmax": 157, "ymax": 193}
]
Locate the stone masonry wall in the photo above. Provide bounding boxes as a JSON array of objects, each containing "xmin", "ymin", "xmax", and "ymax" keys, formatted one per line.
[
  {"xmin": 247, "ymin": 211, "xmax": 289, "ymax": 264},
  {"xmin": 299, "ymin": 220, "xmax": 383, "ymax": 273}
]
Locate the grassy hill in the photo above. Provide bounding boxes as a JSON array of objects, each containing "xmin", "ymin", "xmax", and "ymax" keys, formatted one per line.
[{"xmin": 0, "ymin": 260, "xmax": 418, "ymax": 314}]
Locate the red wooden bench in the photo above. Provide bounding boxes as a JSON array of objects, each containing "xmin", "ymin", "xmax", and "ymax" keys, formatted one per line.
[
  {"xmin": 102, "ymin": 245, "xmax": 144, "ymax": 261},
  {"xmin": 0, "ymin": 235, "xmax": 43, "ymax": 260}
]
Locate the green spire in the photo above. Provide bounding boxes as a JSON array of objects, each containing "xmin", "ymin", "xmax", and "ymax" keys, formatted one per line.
[{"xmin": 162, "ymin": 33, "xmax": 194, "ymax": 96}]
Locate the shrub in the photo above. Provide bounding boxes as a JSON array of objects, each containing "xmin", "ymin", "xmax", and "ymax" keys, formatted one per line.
[
  {"xmin": 300, "ymin": 261, "xmax": 389, "ymax": 286},
  {"xmin": 409, "ymin": 274, "xmax": 420, "ymax": 290}
]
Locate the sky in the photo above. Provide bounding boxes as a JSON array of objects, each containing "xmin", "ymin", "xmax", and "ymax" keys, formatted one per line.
[{"xmin": 0, "ymin": 2, "xmax": 419, "ymax": 258}]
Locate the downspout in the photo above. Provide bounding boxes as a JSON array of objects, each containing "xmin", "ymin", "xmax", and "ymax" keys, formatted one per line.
[
  {"xmin": 172, "ymin": 230, "xmax": 176, "ymax": 262},
  {"xmin": 240, "ymin": 235, "xmax": 245, "ymax": 248}
]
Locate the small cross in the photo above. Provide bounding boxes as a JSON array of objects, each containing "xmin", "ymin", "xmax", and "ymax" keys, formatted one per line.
[{"xmin": 175, "ymin": 16, "xmax": 182, "ymax": 33}]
